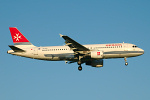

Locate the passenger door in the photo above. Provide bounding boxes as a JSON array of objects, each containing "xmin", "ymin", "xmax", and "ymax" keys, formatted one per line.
[{"xmin": 123, "ymin": 44, "xmax": 128, "ymax": 51}]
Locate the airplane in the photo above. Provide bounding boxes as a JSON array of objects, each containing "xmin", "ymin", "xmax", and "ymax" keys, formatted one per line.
[{"xmin": 7, "ymin": 27, "xmax": 144, "ymax": 71}]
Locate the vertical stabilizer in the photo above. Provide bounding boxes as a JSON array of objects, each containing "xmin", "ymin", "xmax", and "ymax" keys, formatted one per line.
[{"xmin": 9, "ymin": 27, "xmax": 34, "ymax": 46}]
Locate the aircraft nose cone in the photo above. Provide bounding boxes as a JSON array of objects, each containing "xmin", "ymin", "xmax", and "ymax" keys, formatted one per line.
[
  {"xmin": 142, "ymin": 49, "xmax": 144, "ymax": 54},
  {"xmin": 140, "ymin": 49, "xmax": 144, "ymax": 54}
]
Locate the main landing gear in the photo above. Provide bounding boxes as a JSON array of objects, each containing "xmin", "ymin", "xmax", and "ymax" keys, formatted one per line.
[
  {"xmin": 124, "ymin": 57, "xmax": 128, "ymax": 66},
  {"xmin": 77, "ymin": 60, "xmax": 82, "ymax": 71}
]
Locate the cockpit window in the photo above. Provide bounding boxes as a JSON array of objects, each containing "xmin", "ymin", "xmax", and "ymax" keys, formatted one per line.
[{"xmin": 132, "ymin": 45, "xmax": 138, "ymax": 48}]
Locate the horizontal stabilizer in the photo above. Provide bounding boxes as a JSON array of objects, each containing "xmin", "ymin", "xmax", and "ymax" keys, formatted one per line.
[{"xmin": 8, "ymin": 45, "xmax": 25, "ymax": 52}]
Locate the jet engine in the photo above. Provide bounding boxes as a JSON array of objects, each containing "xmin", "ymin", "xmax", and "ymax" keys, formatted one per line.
[
  {"xmin": 91, "ymin": 51, "xmax": 104, "ymax": 59},
  {"xmin": 86, "ymin": 59, "xmax": 103, "ymax": 67}
]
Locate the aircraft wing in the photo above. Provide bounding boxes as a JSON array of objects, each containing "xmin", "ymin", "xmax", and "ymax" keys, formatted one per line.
[{"xmin": 60, "ymin": 34, "xmax": 90, "ymax": 51}]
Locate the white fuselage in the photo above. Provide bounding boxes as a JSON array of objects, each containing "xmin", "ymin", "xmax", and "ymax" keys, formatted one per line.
[
  {"xmin": 8, "ymin": 43, "xmax": 144, "ymax": 61},
  {"xmin": 8, "ymin": 27, "xmax": 144, "ymax": 70}
]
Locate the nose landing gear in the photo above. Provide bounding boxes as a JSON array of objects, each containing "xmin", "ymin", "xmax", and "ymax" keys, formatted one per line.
[
  {"xmin": 124, "ymin": 57, "xmax": 128, "ymax": 66},
  {"xmin": 125, "ymin": 62, "xmax": 128, "ymax": 66}
]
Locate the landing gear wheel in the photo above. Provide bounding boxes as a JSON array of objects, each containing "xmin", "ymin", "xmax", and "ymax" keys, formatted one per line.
[
  {"xmin": 78, "ymin": 66, "xmax": 82, "ymax": 71},
  {"xmin": 125, "ymin": 62, "xmax": 128, "ymax": 66}
]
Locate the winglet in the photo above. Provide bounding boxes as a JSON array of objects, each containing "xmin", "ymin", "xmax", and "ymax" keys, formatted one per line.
[{"xmin": 59, "ymin": 34, "xmax": 63, "ymax": 37}]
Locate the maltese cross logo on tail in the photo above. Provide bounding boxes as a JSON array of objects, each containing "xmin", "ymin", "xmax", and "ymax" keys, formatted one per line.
[
  {"xmin": 9, "ymin": 27, "xmax": 29, "ymax": 43},
  {"xmin": 14, "ymin": 33, "xmax": 21, "ymax": 41}
]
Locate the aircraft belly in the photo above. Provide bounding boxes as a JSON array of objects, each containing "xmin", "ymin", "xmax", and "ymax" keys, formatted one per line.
[
  {"xmin": 103, "ymin": 51, "xmax": 143, "ymax": 58},
  {"xmin": 44, "ymin": 53, "xmax": 74, "ymax": 61}
]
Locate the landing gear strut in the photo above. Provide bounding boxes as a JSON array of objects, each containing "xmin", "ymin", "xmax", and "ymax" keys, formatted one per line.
[
  {"xmin": 77, "ymin": 56, "xmax": 83, "ymax": 71},
  {"xmin": 124, "ymin": 57, "xmax": 128, "ymax": 66}
]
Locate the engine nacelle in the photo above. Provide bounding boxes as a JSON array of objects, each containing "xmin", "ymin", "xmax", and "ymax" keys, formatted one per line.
[
  {"xmin": 91, "ymin": 51, "xmax": 104, "ymax": 59},
  {"xmin": 86, "ymin": 59, "xmax": 103, "ymax": 67}
]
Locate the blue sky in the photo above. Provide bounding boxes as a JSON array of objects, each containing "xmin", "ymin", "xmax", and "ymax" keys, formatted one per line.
[{"xmin": 0, "ymin": 0, "xmax": 150, "ymax": 100}]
